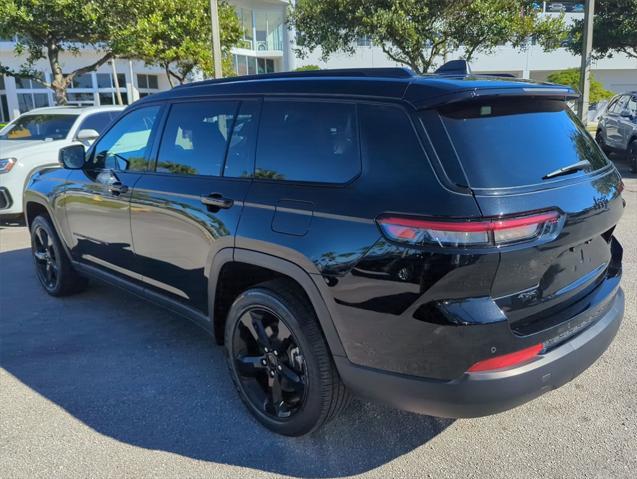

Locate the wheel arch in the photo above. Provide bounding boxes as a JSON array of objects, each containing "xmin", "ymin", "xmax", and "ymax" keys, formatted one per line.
[
  {"xmin": 208, "ymin": 248, "xmax": 346, "ymax": 358},
  {"xmin": 24, "ymin": 195, "xmax": 75, "ymax": 263},
  {"xmin": 24, "ymin": 196, "xmax": 52, "ymax": 229}
]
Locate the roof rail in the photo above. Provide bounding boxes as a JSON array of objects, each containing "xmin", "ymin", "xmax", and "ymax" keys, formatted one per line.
[
  {"xmin": 175, "ymin": 67, "xmax": 417, "ymax": 89},
  {"xmin": 477, "ymin": 73, "xmax": 518, "ymax": 78},
  {"xmin": 434, "ymin": 59, "xmax": 472, "ymax": 76}
]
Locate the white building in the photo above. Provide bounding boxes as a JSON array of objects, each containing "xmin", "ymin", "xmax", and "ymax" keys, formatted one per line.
[
  {"xmin": 0, "ymin": 44, "xmax": 169, "ymax": 122},
  {"xmin": 1, "ymin": 0, "xmax": 635, "ymax": 123},
  {"xmin": 230, "ymin": 0, "xmax": 294, "ymax": 75}
]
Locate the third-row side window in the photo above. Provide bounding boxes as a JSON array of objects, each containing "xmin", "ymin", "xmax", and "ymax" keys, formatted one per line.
[{"xmin": 255, "ymin": 100, "xmax": 360, "ymax": 183}]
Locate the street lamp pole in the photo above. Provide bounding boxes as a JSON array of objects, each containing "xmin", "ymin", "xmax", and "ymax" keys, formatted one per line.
[
  {"xmin": 577, "ymin": 0, "xmax": 595, "ymax": 124},
  {"xmin": 210, "ymin": 0, "xmax": 223, "ymax": 79}
]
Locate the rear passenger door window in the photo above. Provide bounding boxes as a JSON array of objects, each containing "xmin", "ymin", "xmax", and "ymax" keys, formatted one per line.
[
  {"xmin": 255, "ymin": 100, "xmax": 359, "ymax": 183},
  {"xmin": 156, "ymin": 101, "xmax": 238, "ymax": 176}
]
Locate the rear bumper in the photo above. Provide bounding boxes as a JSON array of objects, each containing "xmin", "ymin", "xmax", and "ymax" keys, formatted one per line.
[{"xmin": 335, "ymin": 287, "xmax": 624, "ymax": 418}]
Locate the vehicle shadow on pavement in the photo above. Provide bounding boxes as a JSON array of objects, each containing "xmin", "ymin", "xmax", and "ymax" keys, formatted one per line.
[{"xmin": 0, "ymin": 246, "xmax": 453, "ymax": 478}]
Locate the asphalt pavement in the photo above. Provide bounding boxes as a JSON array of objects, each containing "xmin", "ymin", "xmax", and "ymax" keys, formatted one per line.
[{"xmin": 1, "ymin": 160, "xmax": 636, "ymax": 479}]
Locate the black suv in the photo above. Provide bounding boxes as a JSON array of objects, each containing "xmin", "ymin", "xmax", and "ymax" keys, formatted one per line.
[{"xmin": 24, "ymin": 67, "xmax": 625, "ymax": 436}]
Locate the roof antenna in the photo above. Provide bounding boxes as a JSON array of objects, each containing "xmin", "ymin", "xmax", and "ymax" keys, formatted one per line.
[{"xmin": 434, "ymin": 59, "xmax": 472, "ymax": 75}]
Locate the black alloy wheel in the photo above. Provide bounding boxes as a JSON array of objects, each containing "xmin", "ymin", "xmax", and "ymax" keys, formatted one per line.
[
  {"xmin": 32, "ymin": 222, "xmax": 60, "ymax": 291},
  {"xmin": 231, "ymin": 307, "xmax": 307, "ymax": 419},
  {"xmin": 30, "ymin": 215, "xmax": 87, "ymax": 296},
  {"xmin": 224, "ymin": 280, "xmax": 350, "ymax": 436}
]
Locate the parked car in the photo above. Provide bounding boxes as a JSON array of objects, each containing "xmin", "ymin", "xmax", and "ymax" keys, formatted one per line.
[
  {"xmin": 0, "ymin": 105, "xmax": 123, "ymax": 219},
  {"xmin": 23, "ymin": 67, "xmax": 625, "ymax": 436},
  {"xmin": 596, "ymin": 92, "xmax": 637, "ymax": 172},
  {"xmin": 586, "ymin": 99, "xmax": 609, "ymax": 135},
  {"xmin": 547, "ymin": 3, "xmax": 566, "ymax": 12}
]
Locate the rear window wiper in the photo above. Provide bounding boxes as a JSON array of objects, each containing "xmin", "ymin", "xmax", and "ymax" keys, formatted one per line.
[{"xmin": 542, "ymin": 160, "xmax": 590, "ymax": 180}]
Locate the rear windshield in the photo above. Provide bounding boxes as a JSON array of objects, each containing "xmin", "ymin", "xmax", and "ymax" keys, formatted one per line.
[{"xmin": 431, "ymin": 99, "xmax": 608, "ymax": 189}]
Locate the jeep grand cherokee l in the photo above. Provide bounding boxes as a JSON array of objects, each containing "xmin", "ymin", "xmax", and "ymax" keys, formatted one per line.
[{"xmin": 23, "ymin": 67, "xmax": 625, "ymax": 436}]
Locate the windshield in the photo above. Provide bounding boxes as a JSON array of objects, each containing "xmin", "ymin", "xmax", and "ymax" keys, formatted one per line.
[
  {"xmin": 431, "ymin": 99, "xmax": 609, "ymax": 189},
  {"xmin": 0, "ymin": 114, "xmax": 78, "ymax": 141}
]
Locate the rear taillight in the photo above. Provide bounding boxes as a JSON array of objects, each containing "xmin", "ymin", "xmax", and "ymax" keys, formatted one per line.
[
  {"xmin": 467, "ymin": 343, "xmax": 543, "ymax": 373},
  {"xmin": 377, "ymin": 211, "xmax": 562, "ymax": 248}
]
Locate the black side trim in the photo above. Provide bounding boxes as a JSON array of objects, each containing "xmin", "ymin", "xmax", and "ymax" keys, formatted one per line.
[{"xmin": 73, "ymin": 261, "xmax": 211, "ymax": 334}]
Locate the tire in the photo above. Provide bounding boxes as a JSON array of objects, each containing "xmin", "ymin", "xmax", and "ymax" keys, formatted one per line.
[
  {"xmin": 628, "ymin": 139, "xmax": 637, "ymax": 173},
  {"xmin": 30, "ymin": 215, "xmax": 88, "ymax": 296},
  {"xmin": 224, "ymin": 279, "xmax": 350, "ymax": 436}
]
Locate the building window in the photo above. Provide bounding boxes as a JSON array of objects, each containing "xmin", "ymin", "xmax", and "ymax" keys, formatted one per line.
[
  {"xmin": 65, "ymin": 72, "xmax": 129, "ymax": 106},
  {"xmin": 254, "ymin": 10, "xmax": 284, "ymax": 51},
  {"xmin": 0, "ymin": 95, "xmax": 9, "ymax": 122},
  {"xmin": 15, "ymin": 76, "xmax": 47, "ymax": 89},
  {"xmin": 237, "ymin": 7, "xmax": 254, "ymax": 49},
  {"xmin": 67, "ymin": 92, "xmax": 95, "ymax": 106},
  {"xmin": 96, "ymin": 73, "xmax": 126, "ymax": 89},
  {"xmin": 257, "ymin": 58, "xmax": 275, "ymax": 74},
  {"xmin": 94, "ymin": 73, "xmax": 128, "ymax": 106},
  {"xmin": 233, "ymin": 55, "xmax": 276, "ymax": 76},
  {"xmin": 15, "ymin": 74, "xmax": 52, "ymax": 113},
  {"xmin": 17, "ymin": 93, "xmax": 50, "ymax": 112},
  {"xmin": 0, "ymin": 76, "xmax": 10, "ymax": 122},
  {"xmin": 137, "ymin": 74, "xmax": 158, "ymax": 90},
  {"xmin": 99, "ymin": 91, "xmax": 129, "ymax": 105},
  {"xmin": 136, "ymin": 74, "xmax": 159, "ymax": 99},
  {"xmin": 72, "ymin": 74, "xmax": 93, "ymax": 89}
]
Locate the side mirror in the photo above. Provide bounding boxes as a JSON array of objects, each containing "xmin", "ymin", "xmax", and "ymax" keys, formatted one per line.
[
  {"xmin": 76, "ymin": 128, "xmax": 100, "ymax": 142},
  {"xmin": 59, "ymin": 144, "xmax": 86, "ymax": 169},
  {"xmin": 619, "ymin": 109, "xmax": 632, "ymax": 118}
]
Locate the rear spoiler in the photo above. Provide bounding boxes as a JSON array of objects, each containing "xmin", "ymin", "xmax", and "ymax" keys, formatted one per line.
[{"xmin": 413, "ymin": 86, "xmax": 580, "ymax": 110}]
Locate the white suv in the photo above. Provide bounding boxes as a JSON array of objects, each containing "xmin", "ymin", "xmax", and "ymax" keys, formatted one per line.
[{"xmin": 0, "ymin": 105, "xmax": 124, "ymax": 218}]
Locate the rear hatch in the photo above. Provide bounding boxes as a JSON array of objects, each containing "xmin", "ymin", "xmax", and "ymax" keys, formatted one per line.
[{"xmin": 425, "ymin": 97, "xmax": 624, "ymax": 336}]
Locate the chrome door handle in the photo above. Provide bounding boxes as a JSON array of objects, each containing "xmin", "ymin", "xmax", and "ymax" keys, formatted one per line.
[{"xmin": 201, "ymin": 194, "xmax": 234, "ymax": 209}]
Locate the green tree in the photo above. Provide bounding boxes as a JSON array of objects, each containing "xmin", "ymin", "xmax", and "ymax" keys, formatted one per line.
[
  {"xmin": 451, "ymin": 0, "xmax": 566, "ymax": 61},
  {"xmin": 567, "ymin": 0, "xmax": 637, "ymax": 60},
  {"xmin": 120, "ymin": 0, "xmax": 241, "ymax": 86},
  {"xmin": 0, "ymin": 0, "xmax": 137, "ymax": 104},
  {"xmin": 289, "ymin": 0, "xmax": 567, "ymax": 74},
  {"xmin": 295, "ymin": 64, "xmax": 321, "ymax": 71},
  {"xmin": 547, "ymin": 68, "xmax": 614, "ymax": 104},
  {"xmin": 0, "ymin": 0, "xmax": 241, "ymax": 104}
]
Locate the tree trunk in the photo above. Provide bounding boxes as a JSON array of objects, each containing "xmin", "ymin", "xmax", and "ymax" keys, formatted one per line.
[
  {"xmin": 164, "ymin": 65, "xmax": 175, "ymax": 88},
  {"xmin": 47, "ymin": 40, "xmax": 68, "ymax": 105}
]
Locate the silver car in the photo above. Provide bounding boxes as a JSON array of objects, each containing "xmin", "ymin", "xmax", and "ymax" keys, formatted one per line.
[{"xmin": 596, "ymin": 92, "xmax": 637, "ymax": 173}]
